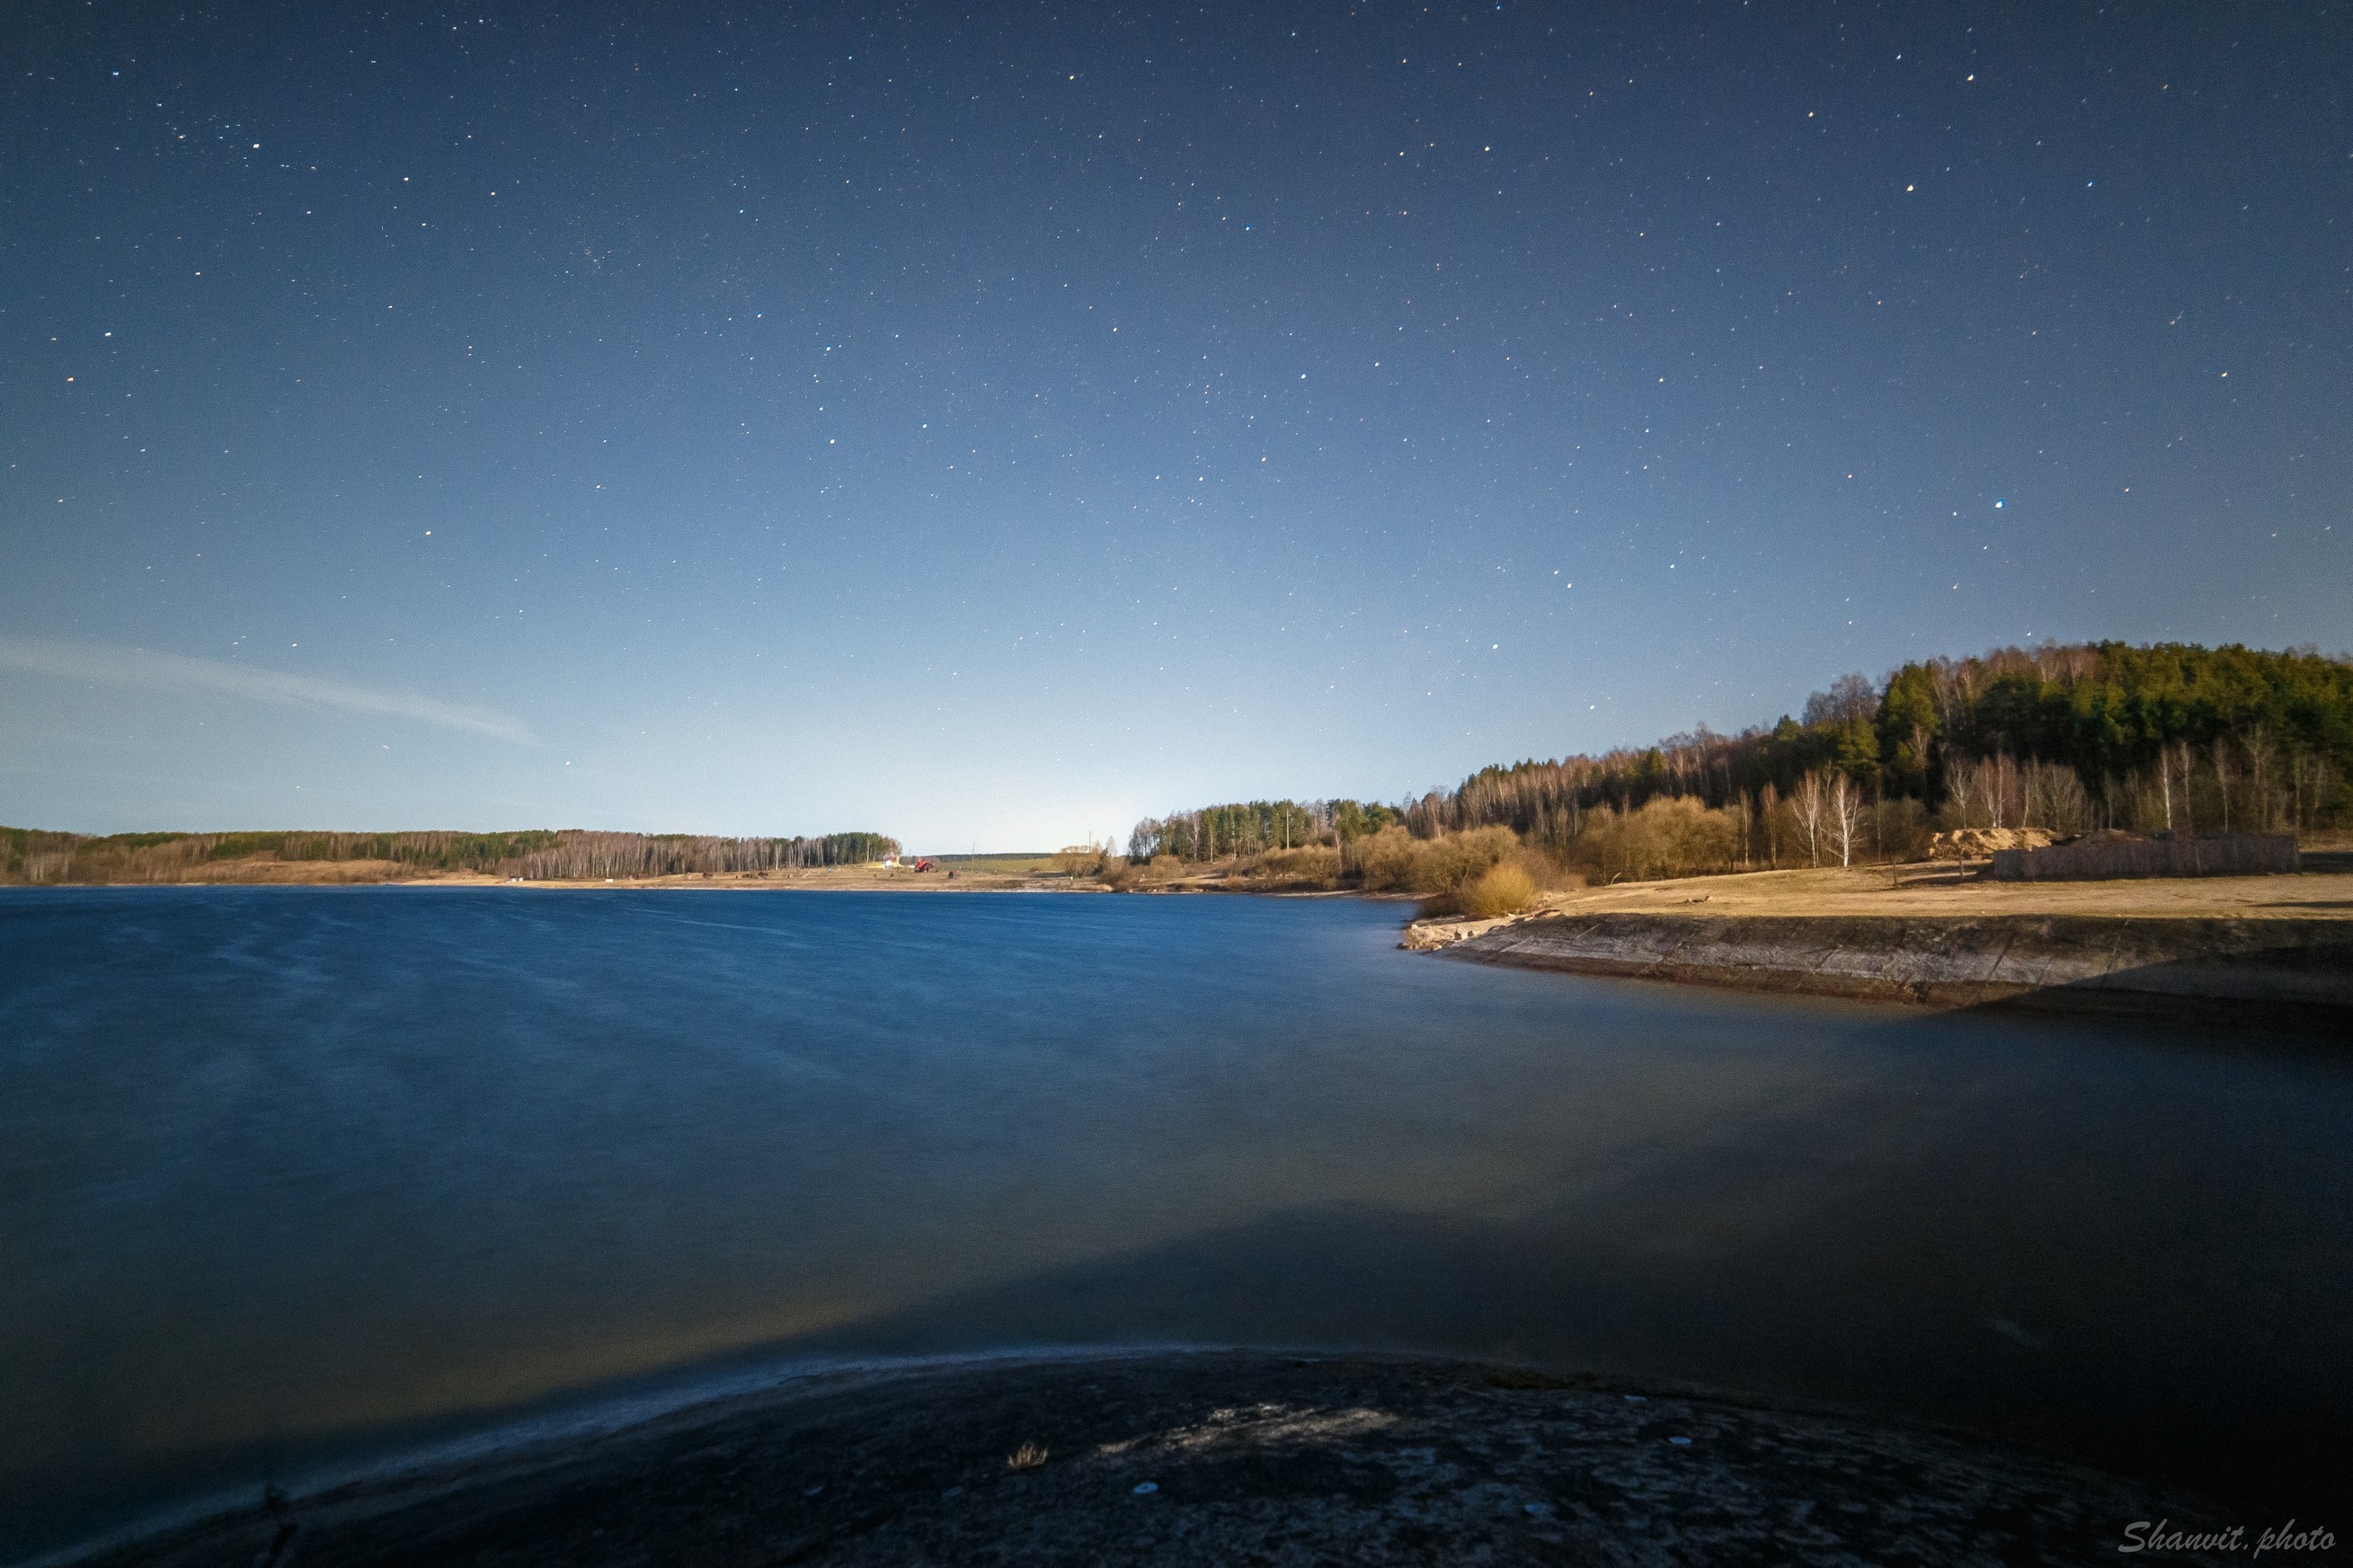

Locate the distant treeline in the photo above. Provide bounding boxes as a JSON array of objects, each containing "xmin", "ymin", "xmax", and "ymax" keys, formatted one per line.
[
  {"xmin": 1126, "ymin": 800, "xmax": 1352, "ymax": 863},
  {"xmin": 0, "ymin": 828, "xmax": 902, "ymax": 885},
  {"xmin": 1130, "ymin": 641, "xmax": 2353, "ymax": 880}
]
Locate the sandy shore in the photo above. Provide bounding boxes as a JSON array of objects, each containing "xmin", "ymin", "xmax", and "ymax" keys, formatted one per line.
[
  {"xmin": 63, "ymin": 1351, "xmax": 2231, "ymax": 1568},
  {"xmin": 1400, "ymin": 867, "xmax": 2353, "ymax": 1023}
]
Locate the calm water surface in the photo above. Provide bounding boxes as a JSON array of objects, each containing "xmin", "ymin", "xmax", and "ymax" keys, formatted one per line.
[{"xmin": 3, "ymin": 887, "xmax": 2349, "ymax": 1555}]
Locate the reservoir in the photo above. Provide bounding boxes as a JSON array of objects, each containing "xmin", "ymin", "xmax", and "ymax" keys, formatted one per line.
[{"xmin": 2, "ymin": 887, "xmax": 2347, "ymax": 1558}]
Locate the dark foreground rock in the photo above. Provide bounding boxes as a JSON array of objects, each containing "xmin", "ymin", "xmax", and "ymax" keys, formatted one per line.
[
  {"xmin": 1445, "ymin": 912, "xmax": 2353, "ymax": 1023},
  {"xmin": 76, "ymin": 1351, "xmax": 2238, "ymax": 1567}
]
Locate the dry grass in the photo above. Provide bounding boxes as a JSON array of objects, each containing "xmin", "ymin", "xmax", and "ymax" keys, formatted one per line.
[
  {"xmin": 936, "ymin": 855, "xmax": 1057, "ymax": 876},
  {"xmin": 1459, "ymin": 864, "xmax": 1537, "ymax": 919},
  {"xmin": 1006, "ymin": 1441, "xmax": 1049, "ymax": 1471},
  {"xmin": 1526, "ymin": 864, "xmax": 2353, "ymax": 921}
]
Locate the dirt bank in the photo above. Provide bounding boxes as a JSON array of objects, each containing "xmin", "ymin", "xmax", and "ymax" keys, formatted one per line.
[
  {"xmin": 65, "ymin": 1351, "xmax": 2228, "ymax": 1568},
  {"xmin": 1425, "ymin": 910, "xmax": 2353, "ymax": 1020}
]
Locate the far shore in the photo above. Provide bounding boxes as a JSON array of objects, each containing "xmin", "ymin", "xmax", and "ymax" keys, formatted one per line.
[
  {"xmin": 17, "ymin": 852, "xmax": 2353, "ymax": 910},
  {"xmin": 2, "ymin": 860, "xmax": 1101, "ymax": 893}
]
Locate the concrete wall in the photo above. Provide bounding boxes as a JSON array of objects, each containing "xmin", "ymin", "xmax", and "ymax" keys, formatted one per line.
[{"xmin": 1446, "ymin": 911, "xmax": 2353, "ymax": 1022}]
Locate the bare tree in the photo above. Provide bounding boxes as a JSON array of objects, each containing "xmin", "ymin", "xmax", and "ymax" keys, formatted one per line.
[
  {"xmin": 2170, "ymin": 740, "xmax": 2198, "ymax": 837},
  {"xmin": 2210, "ymin": 739, "xmax": 2233, "ymax": 835},
  {"xmin": 1803, "ymin": 672, "xmax": 1878, "ymax": 728},
  {"xmin": 1792, "ymin": 771, "xmax": 1828, "ymax": 867},
  {"xmin": 2020, "ymin": 760, "xmax": 2091, "ymax": 834},
  {"xmin": 2240, "ymin": 726, "xmax": 2277, "ymax": 832},
  {"xmin": 1969, "ymin": 755, "xmax": 2016, "ymax": 829},
  {"xmin": 1943, "ymin": 746, "xmax": 1976, "ymax": 827},
  {"xmin": 1930, "ymin": 655, "xmax": 1977, "ymax": 731},
  {"xmin": 2294, "ymin": 754, "xmax": 2333, "ymax": 834},
  {"xmin": 2020, "ymin": 759, "xmax": 2051, "ymax": 828},
  {"xmin": 1828, "ymin": 773, "xmax": 1867, "ymax": 866},
  {"xmin": 2036, "ymin": 642, "xmax": 2100, "ymax": 686},
  {"xmin": 1993, "ymin": 753, "xmax": 2020, "ymax": 828}
]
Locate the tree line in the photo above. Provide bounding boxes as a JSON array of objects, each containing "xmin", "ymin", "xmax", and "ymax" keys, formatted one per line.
[
  {"xmin": 1125, "ymin": 799, "xmax": 1396, "ymax": 863},
  {"xmin": 0, "ymin": 828, "xmax": 903, "ymax": 885},
  {"xmin": 1127, "ymin": 641, "xmax": 2353, "ymax": 880}
]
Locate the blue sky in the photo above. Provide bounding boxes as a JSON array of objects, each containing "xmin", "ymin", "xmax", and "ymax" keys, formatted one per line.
[{"xmin": 4, "ymin": 2, "xmax": 2347, "ymax": 848}]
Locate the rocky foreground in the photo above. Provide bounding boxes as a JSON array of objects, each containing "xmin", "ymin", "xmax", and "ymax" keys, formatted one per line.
[{"xmin": 76, "ymin": 1351, "xmax": 2236, "ymax": 1568}]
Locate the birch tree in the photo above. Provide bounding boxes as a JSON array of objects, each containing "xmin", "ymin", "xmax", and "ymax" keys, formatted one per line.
[
  {"xmin": 2240, "ymin": 726, "xmax": 2277, "ymax": 832},
  {"xmin": 1943, "ymin": 749, "xmax": 1976, "ymax": 827},
  {"xmin": 1828, "ymin": 773, "xmax": 1866, "ymax": 867},
  {"xmin": 1792, "ymin": 771, "xmax": 1828, "ymax": 867}
]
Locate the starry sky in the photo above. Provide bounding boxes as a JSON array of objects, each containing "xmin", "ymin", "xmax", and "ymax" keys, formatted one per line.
[{"xmin": 4, "ymin": 3, "xmax": 2349, "ymax": 848}]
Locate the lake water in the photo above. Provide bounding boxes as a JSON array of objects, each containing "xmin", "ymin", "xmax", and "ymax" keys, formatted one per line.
[{"xmin": 3, "ymin": 887, "xmax": 2348, "ymax": 1557}]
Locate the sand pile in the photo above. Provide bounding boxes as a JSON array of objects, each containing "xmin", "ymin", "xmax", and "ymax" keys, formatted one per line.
[{"xmin": 1928, "ymin": 827, "xmax": 2058, "ymax": 860}]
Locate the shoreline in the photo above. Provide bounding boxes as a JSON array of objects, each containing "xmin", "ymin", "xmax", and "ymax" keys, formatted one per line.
[
  {"xmin": 1392, "ymin": 863, "xmax": 2353, "ymax": 1025},
  {"xmin": 51, "ymin": 1349, "xmax": 2231, "ymax": 1568},
  {"xmin": 1415, "ymin": 908, "xmax": 2353, "ymax": 1023},
  {"xmin": 0, "ymin": 871, "xmax": 1108, "ymax": 894}
]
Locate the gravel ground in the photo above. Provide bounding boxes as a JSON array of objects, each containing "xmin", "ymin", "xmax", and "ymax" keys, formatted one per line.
[{"xmin": 73, "ymin": 1351, "xmax": 2249, "ymax": 1568}]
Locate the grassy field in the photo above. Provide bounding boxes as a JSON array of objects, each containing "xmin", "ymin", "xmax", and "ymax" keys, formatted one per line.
[
  {"xmin": 924, "ymin": 854, "xmax": 1060, "ymax": 875},
  {"xmin": 1519, "ymin": 862, "xmax": 2353, "ymax": 922}
]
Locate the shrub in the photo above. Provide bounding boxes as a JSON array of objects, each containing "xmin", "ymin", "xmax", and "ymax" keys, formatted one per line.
[
  {"xmin": 1351, "ymin": 826, "xmax": 1416, "ymax": 890},
  {"xmin": 1052, "ymin": 843, "xmax": 1109, "ymax": 879},
  {"xmin": 1354, "ymin": 825, "xmax": 1518, "ymax": 895},
  {"xmin": 1251, "ymin": 846, "xmax": 1341, "ymax": 888},
  {"xmin": 1459, "ymin": 863, "xmax": 1536, "ymax": 919},
  {"xmin": 1569, "ymin": 797, "xmax": 1740, "ymax": 882}
]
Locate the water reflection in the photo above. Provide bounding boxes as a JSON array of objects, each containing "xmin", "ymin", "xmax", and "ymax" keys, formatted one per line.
[{"xmin": 2, "ymin": 888, "xmax": 2347, "ymax": 1555}]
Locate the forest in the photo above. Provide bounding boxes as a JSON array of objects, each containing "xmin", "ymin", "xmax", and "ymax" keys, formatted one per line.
[
  {"xmin": 0, "ymin": 828, "xmax": 902, "ymax": 885},
  {"xmin": 7, "ymin": 641, "xmax": 2344, "ymax": 893},
  {"xmin": 1125, "ymin": 641, "xmax": 2353, "ymax": 889}
]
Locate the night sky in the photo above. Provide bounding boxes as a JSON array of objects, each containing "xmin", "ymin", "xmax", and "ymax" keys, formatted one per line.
[{"xmin": 5, "ymin": 4, "xmax": 2348, "ymax": 847}]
